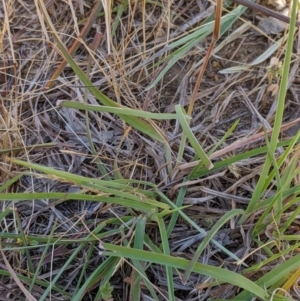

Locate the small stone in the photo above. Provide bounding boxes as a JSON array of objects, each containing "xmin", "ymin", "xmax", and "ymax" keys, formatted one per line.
[{"xmin": 257, "ymin": 16, "xmax": 287, "ymax": 35}]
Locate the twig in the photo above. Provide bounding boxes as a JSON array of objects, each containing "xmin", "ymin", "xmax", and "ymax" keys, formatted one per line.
[
  {"xmin": 178, "ymin": 117, "xmax": 300, "ymax": 172},
  {"xmin": 44, "ymin": 1, "xmax": 103, "ymax": 90},
  {"xmin": 231, "ymin": 0, "xmax": 300, "ymax": 27}
]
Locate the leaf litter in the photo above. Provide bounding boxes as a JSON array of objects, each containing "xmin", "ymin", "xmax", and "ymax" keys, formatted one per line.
[{"xmin": 0, "ymin": 0, "xmax": 300, "ymax": 300}]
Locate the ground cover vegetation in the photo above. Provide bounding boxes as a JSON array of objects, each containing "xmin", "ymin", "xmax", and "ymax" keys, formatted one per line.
[{"xmin": 0, "ymin": 0, "xmax": 300, "ymax": 300}]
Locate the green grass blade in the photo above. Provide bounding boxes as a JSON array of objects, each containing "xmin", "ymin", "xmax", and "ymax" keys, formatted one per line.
[
  {"xmin": 0, "ymin": 143, "xmax": 57, "ymax": 155},
  {"xmin": 264, "ymin": 130, "xmax": 282, "ymax": 223},
  {"xmin": 189, "ymin": 137, "xmax": 300, "ymax": 180},
  {"xmin": 208, "ymin": 119, "xmax": 240, "ymax": 156},
  {"xmin": 131, "ymin": 216, "xmax": 145, "ymax": 300},
  {"xmin": 280, "ymin": 196, "xmax": 300, "ymax": 233},
  {"xmin": 220, "ymin": 36, "xmax": 285, "ymax": 74},
  {"xmin": 111, "ymin": 0, "xmax": 128, "ymax": 37},
  {"xmin": 158, "ymin": 191, "xmax": 247, "ymax": 265},
  {"xmin": 83, "ymin": 34, "xmax": 111, "ymax": 180},
  {"xmin": 9, "ymin": 158, "xmax": 152, "ymax": 192},
  {"xmin": 261, "ymin": 130, "xmax": 300, "ymax": 193},
  {"xmin": 8, "ymin": 159, "xmax": 169, "ymax": 210},
  {"xmin": 39, "ymin": 219, "xmax": 109, "ymax": 301},
  {"xmin": 241, "ymin": 0, "xmax": 298, "ymax": 222},
  {"xmin": 38, "ymin": 244, "xmax": 83, "ymax": 301},
  {"xmin": 71, "ymin": 257, "xmax": 120, "ymax": 301},
  {"xmin": 189, "ymin": 119, "xmax": 239, "ymax": 178},
  {"xmin": 29, "ymin": 220, "xmax": 57, "ymax": 293},
  {"xmin": 166, "ymin": 184, "xmax": 188, "ymax": 238},
  {"xmin": 14, "ymin": 210, "xmax": 34, "ymax": 274},
  {"xmin": 73, "ymin": 240, "xmax": 96, "ymax": 295},
  {"xmin": 251, "ymin": 184, "xmax": 300, "ymax": 212},
  {"xmin": 131, "ymin": 216, "xmax": 152, "ymax": 301},
  {"xmin": 175, "ymin": 105, "xmax": 213, "ymax": 169},
  {"xmin": 0, "ymin": 269, "xmax": 71, "ymax": 297},
  {"xmin": 234, "ymin": 253, "xmax": 300, "ymax": 300},
  {"xmin": 147, "ymin": 4, "xmax": 248, "ymax": 90},
  {"xmin": 38, "ymin": 0, "xmax": 165, "ymax": 143},
  {"xmin": 103, "ymin": 244, "xmax": 268, "ymax": 300},
  {"xmin": 0, "ymin": 192, "xmax": 166, "ymax": 211},
  {"xmin": 155, "ymin": 215, "xmax": 175, "ymax": 301},
  {"xmin": 60, "ymin": 101, "xmax": 188, "ymax": 120},
  {"xmin": 0, "ymin": 174, "xmax": 22, "ymax": 193},
  {"xmin": 0, "ymin": 208, "xmax": 13, "ymax": 220},
  {"xmin": 182, "ymin": 209, "xmax": 244, "ymax": 282}
]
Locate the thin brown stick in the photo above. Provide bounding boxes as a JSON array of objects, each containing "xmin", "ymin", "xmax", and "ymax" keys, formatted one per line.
[
  {"xmin": 178, "ymin": 117, "xmax": 300, "ymax": 172},
  {"xmin": 187, "ymin": 0, "xmax": 222, "ymax": 116},
  {"xmin": 231, "ymin": 0, "xmax": 300, "ymax": 27},
  {"xmin": 182, "ymin": 0, "xmax": 223, "ymax": 283},
  {"xmin": 44, "ymin": 1, "xmax": 103, "ymax": 90}
]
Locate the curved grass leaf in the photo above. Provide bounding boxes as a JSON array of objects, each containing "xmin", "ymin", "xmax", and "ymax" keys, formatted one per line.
[
  {"xmin": 182, "ymin": 208, "xmax": 244, "ymax": 282},
  {"xmin": 147, "ymin": 3, "xmax": 249, "ymax": 90},
  {"xmin": 60, "ymin": 101, "xmax": 189, "ymax": 120},
  {"xmin": 37, "ymin": 0, "xmax": 165, "ymax": 143},
  {"xmin": 175, "ymin": 105, "xmax": 213, "ymax": 169},
  {"xmin": 103, "ymin": 244, "xmax": 269, "ymax": 300}
]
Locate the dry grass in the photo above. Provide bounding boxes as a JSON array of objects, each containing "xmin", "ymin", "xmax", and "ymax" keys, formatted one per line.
[{"xmin": 1, "ymin": 0, "xmax": 300, "ymax": 300}]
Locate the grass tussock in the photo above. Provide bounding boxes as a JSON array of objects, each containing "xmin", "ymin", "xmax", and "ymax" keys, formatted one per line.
[{"xmin": 0, "ymin": 0, "xmax": 300, "ymax": 300}]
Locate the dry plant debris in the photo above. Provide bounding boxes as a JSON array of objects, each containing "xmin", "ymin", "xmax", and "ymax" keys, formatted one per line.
[{"xmin": 0, "ymin": 0, "xmax": 300, "ymax": 300}]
